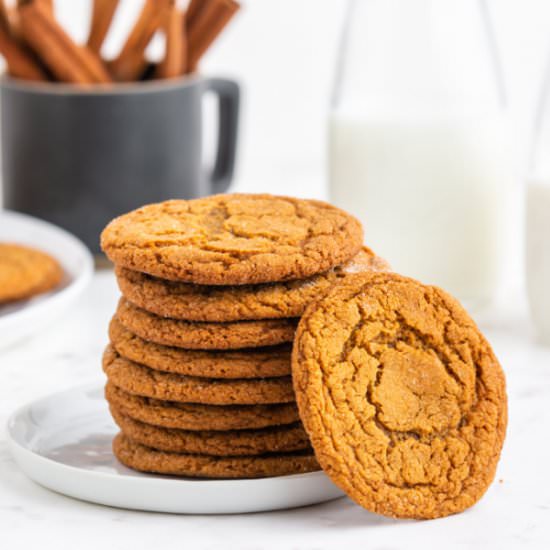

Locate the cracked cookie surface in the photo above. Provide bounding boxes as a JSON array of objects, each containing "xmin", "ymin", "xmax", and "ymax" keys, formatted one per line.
[
  {"xmin": 116, "ymin": 247, "xmax": 390, "ymax": 322},
  {"xmin": 116, "ymin": 298, "xmax": 297, "ymax": 350},
  {"xmin": 113, "ymin": 433, "xmax": 321, "ymax": 478},
  {"xmin": 100, "ymin": 194, "xmax": 363, "ymax": 285},
  {"xmin": 105, "ymin": 383, "xmax": 300, "ymax": 431},
  {"xmin": 292, "ymin": 272, "xmax": 507, "ymax": 519},
  {"xmin": 103, "ymin": 346, "xmax": 295, "ymax": 405},
  {"xmin": 109, "ymin": 318, "xmax": 291, "ymax": 378},
  {"xmin": 0, "ymin": 243, "xmax": 63, "ymax": 303},
  {"xmin": 110, "ymin": 406, "xmax": 310, "ymax": 456}
]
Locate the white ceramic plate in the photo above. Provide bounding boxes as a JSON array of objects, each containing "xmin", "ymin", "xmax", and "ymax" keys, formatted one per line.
[
  {"xmin": 7, "ymin": 383, "xmax": 344, "ymax": 514},
  {"xmin": 0, "ymin": 210, "xmax": 93, "ymax": 348}
]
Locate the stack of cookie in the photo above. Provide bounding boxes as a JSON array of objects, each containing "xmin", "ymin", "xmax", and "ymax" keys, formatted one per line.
[{"xmin": 101, "ymin": 194, "xmax": 384, "ymax": 479}]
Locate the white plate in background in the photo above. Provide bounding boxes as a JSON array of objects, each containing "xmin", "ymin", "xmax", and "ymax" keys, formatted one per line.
[
  {"xmin": 0, "ymin": 210, "xmax": 93, "ymax": 348},
  {"xmin": 7, "ymin": 383, "xmax": 344, "ymax": 514}
]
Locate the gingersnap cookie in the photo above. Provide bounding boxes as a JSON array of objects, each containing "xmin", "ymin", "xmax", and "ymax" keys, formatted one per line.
[
  {"xmin": 100, "ymin": 194, "xmax": 363, "ymax": 285},
  {"xmin": 105, "ymin": 383, "xmax": 300, "ymax": 431},
  {"xmin": 115, "ymin": 298, "xmax": 297, "ymax": 350},
  {"xmin": 109, "ymin": 318, "xmax": 291, "ymax": 379},
  {"xmin": 292, "ymin": 272, "xmax": 507, "ymax": 520},
  {"xmin": 0, "ymin": 243, "xmax": 63, "ymax": 303},
  {"xmin": 113, "ymin": 433, "xmax": 321, "ymax": 478},
  {"xmin": 103, "ymin": 346, "xmax": 295, "ymax": 405},
  {"xmin": 110, "ymin": 406, "xmax": 310, "ymax": 456},
  {"xmin": 115, "ymin": 247, "xmax": 390, "ymax": 322}
]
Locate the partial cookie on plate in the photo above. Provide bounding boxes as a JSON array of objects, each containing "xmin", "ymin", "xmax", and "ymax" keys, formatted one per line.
[{"xmin": 0, "ymin": 242, "xmax": 62, "ymax": 303}]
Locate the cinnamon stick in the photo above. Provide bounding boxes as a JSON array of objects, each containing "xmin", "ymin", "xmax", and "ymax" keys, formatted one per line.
[
  {"xmin": 0, "ymin": 1, "xmax": 8, "ymax": 24},
  {"xmin": 39, "ymin": 0, "xmax": 53, "ymax": 11},
  {"xmin": 110, "ymin": 0, "xmax": 173, "ymax": 82},
  {"xmin": 87, "ymin": 0, "xmax": 120, "ymax": 54},
  {"xmin": 3, "ymin": 3, "xmax": 23, "ymax": 40},
  {"xmin": 18, "ymin": 0, "xmax": 53, "ymax": 11},
  {"xmin": 186, "ymin": 0, "xmax": 207, "ymax": 28},
  {"xmin": 155, "ymin": 6, "xmax": 185, "ymax": 79},
  {"xmin": 0, "ymin": 18, "xmax": 46, "ymax": 80},
  {"xmin": 0, "ymin": 1, "xmax": 46, "ymax": 80},
  {"xmin": 187, "ymin": 0, "xmax": 238, "ymax": 72},
  {"xmin": 18, "ymin": 0, "xmax": 111, "ymax": 84}
]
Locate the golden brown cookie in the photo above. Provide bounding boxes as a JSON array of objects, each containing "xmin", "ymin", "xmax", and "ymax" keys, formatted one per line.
[
  {"xmin": 0, "ymin": 243, "xmax": 63, "ymax": 303},
  {"xmin": 292, "ymin": 272, "xmax": 507, "ymax": 520},
  {"xmin": 113, "ymin": 433, "xmax": 321, "ymax": 478},
  {"xmin": 103, "ymin": 346, "xmax": 295, "ymax": 405},
  {"xmin": 105, "ymin": 383, "xmax": 300, "ymax": 431},
  {"xmin": 110, "ymin": 406, "xmax": 310, "ymax": 456},
  {"xmin": 109, "ymin": 318, "xmax": 291, "ymax": 379},
  {"xmin": 100, "ymin": 194, "xmax": 363, "ymax": 285},
  {"xmin": 115, "ymin": 247, "xmax": 390, "ymax": 322},
  {"xmin": 115, "ymin": 298, "xmax": 297, "ymax": 350}
]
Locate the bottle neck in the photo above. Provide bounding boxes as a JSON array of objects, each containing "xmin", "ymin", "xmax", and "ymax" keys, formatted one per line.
[{"xmin": 332, "ymin": 0, "xmax": 505, "ymax": 115}]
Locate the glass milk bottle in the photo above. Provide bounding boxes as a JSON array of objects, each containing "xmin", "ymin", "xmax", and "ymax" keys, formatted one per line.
[
  {"xmin": 526, "ymin": 51, "xmax": 550, "ymax": 344},
  {"xmin": 329, "ymin": 0, "xmax": 515, "ymax": 309}
]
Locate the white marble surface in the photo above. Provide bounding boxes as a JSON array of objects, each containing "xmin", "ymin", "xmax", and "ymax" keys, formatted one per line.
[{"xmin": 0, "ymin": 270, "xmax": 549, "ymax": 550}]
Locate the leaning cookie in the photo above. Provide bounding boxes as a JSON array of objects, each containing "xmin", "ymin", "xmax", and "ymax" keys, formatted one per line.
[
  {"xmin": 113, "ymin": 433, "xmax": 321, "ymax": 479},
  {"xmin": 292, "ymin": 272, "xmax": 507, "ymax": 520},
  {"xmin": 115, "ymin": 247, "xmax": 390, "ymax": 322},
  {"xmin": 0, "ymin": 243, "xmax": 62, "ymax": 303}
]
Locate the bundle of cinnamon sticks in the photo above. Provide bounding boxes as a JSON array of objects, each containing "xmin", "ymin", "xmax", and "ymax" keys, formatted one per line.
[{"xmin": 0, "ymin": 0, "xmax": 239, "ymax": 85}]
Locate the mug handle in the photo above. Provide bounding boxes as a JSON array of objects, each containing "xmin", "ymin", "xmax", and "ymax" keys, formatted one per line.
[{"xmin": 202, "ymin": 77, "xmax": 240, "ymax": 194}]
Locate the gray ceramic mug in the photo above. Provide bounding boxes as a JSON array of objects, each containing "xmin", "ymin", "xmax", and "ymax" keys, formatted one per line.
[{"xmin": 0, "ymin": 76, "xmax": 239, "ymax": 252}]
